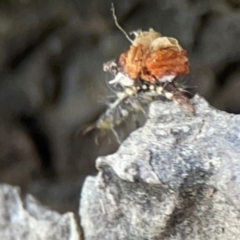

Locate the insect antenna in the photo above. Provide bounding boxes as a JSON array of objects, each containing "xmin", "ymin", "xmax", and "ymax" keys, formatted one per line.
[{"xmin": 111, "ymin": 3, "xmax": 133, "ymax": 44}]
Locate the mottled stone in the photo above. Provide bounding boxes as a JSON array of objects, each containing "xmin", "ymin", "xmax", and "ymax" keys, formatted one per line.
[
  {"xmin": 0, "ymin": 184, "xmax": 82, "ymax": 240},
  {"xmin": 80, "ymin": 95, "xmax": 240, "ymax": 239}
]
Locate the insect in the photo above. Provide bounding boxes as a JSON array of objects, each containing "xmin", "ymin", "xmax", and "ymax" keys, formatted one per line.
[
  {"xmin": 84, "ymin": 6, "xmax": 194, "ymax": 143},
  {"xmin": 103, "ymin": 27, "xmax": 193, "ymax": 111}
]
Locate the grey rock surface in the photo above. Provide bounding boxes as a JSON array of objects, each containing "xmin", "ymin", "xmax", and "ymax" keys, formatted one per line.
[
  {"xmin": 80, "ymin": 95, "xmax": 240, "ymax": 240},
  {"xmin": 0, "ymin": 184, "xmax": 82, "ymax": 240},
  {"xmin": 2, "ymin": 0, "xmax": 240, "ymax": 214}
]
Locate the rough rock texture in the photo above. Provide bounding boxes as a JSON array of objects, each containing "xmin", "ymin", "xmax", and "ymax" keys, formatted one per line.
[
  {"xmin": 80, "ymin": 95, "xmax": 240, "ymax": 240},
  {"xmin": 2, "ymin": 0, "xmax": 240, "ymax": 214},
  {"xmin": 0, "ymin": 184, "xmax": 81, "ymax": 240}
]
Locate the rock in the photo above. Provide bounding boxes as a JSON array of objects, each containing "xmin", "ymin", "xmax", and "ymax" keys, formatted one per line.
[
  {"xmin": 27, "ymin": 178, "xmax": 84, "ymax": 214},
  {"xmin": 197, "ymin": 11, "xmax": 240, "ymax": 70},
  {"xmin": 0, "ymin": 184, "xmax": 82, "ymax": 240},
  {"xmin": 2, "ymin": 0, "xmax": 240, "ymax": 220},
  {"xmin": 0, "ymin": 120, "xmax": 40, "ymax": 187},
  {"xmin": 80, "ymin": 95, "xmax": 240, "ymax": 239}
]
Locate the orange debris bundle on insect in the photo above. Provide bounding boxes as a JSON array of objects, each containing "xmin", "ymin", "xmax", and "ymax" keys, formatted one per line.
[{"xmin": 118, "ymin": 29, "xmax": 189, "ymax": 84}]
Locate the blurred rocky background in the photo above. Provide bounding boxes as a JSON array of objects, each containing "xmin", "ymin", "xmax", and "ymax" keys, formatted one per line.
[{"xmin": 0, "ymin": 0, "xmax": 240, "ymax": 216}]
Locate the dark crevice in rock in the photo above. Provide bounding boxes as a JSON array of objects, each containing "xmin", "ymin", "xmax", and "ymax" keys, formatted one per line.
[
  {"xmin": 7, "ymin": 18, "xmax": 66, "ymax": 71},
  {"xmin": 191, "ymin": 12, "xmax": 213, "ymax": 53},
  {"xmin": 228, "ymin": 0, "xmax": 240, "ymax": 9},
  {"xmin": 163, "ymin": 199, "xmax": 196, "ymax": 238},
  {"xmin": 19, "ymin": 114, "xmax": 55, "ymax": 179},
  {"xmin": 216, "ymin": 60, "xmax": 240, "ymax": 86},
  {"xmin": 44, "ymin": 58, "xmax": 63, "ymax": 106}
]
